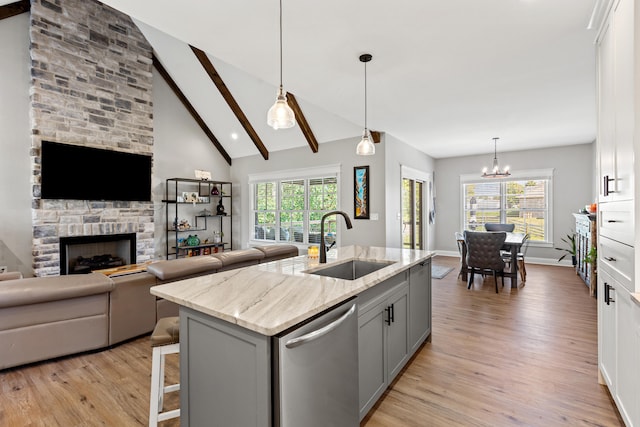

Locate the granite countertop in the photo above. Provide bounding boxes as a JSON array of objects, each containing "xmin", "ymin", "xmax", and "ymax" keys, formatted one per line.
[
  {"xmin": 150, "ymin": 245, "xmax": 433, "ymax": 336},
  {"xmin": 632, "ymin": 293, "xmax": 640, "ymax": 307}
]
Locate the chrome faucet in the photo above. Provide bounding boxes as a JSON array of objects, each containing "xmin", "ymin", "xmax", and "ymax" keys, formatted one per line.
[{"xmin": 319, "ymin": 210, "xmax": 353, "ymax": 263}]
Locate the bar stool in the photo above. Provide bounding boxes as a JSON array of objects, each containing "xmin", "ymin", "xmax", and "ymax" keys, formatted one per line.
[{"xmin": 149, "ymin": 316, "xmax": 180, "ymax": 426}]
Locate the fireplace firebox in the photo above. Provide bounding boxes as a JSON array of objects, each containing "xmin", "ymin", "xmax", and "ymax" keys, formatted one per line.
[{"xmin": 59, "ymin": 233, "xmax": 136, "ymax": 275}]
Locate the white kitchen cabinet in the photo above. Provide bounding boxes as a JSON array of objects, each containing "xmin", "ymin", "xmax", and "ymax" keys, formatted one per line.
[
  {"xmin": 598, "ymin": 266, "xmax": 638, "ymax": 427},
  {"xmin": 598, "ymin": 269, "xmax": 616, "ymax": 390},
  {"xmin": 616, "ymin": 284, "xmax": 637, "ymax": 426},
  {"xmin": 597, "ymin": 0, "xmax": 635, "ymax": 203},
  {"xmin": 595, "ymin": 0, "xmax": 639, "ymax": 423},
  {"xmin": 409, "ymin": 260, "xmax": 432, "ymax": 353}
]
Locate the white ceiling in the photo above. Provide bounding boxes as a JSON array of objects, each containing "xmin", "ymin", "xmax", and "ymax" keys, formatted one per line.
[{"xmin": 101, "ymin": 1, "xmax": 597, "ymax": 159}]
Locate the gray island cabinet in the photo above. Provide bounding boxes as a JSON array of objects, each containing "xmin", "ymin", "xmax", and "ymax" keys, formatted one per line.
[{"xmin": 150, "ymin": 245, "xmax": 432, "ymax": 426}]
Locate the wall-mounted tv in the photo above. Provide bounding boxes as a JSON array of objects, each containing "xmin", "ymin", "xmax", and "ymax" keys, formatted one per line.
[{"xmin": 40, "ymin": 141, "xmax": 152, "ymax": 201}]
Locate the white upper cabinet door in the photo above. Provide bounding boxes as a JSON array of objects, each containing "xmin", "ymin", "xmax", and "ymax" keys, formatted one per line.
[{"xmin": 611, "ymin": 0, "xmax": 634, "ymax": 201}]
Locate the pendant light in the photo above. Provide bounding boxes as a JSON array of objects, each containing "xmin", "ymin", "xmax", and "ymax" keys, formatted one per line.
[
  {"xmin": 482, "ymin": 137, "xmax": 511, "ymax": 178},
  {"xmin": 356, "ymin": 53, "xmax": 375, "ymax": 156},
  {"xmin": 267, "ymin": 0, "xmax": 295, "ymax": 130}
]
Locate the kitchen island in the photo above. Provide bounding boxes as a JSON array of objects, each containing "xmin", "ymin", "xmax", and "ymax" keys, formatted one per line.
[{"xmin": 151, "ymin": 245, "xmax": 433, "ymax": 426}]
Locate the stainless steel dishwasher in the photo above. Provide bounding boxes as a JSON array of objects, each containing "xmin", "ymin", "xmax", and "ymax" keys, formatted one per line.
[{"xmin": 273, "ymin": 297, "xmax": 359, "ymax": 426}]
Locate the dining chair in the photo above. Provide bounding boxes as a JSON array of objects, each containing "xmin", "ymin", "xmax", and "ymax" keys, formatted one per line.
[
  {"xmin": 502, "ymin": 233, "xmax": 530, "ymax": 283},
  {"xmin": 455, "ymin": 232, "xmax": 465, "ymax": 279},
  {"xmin": 517, "ymin": 233, "xmax": 530, "ymax": 282},
  {"xmin": 484, "ymin": 223, "xmax": 515, "ymax": 232},
  {"xmin": 464, "ymin": 230, "xmax": 506, "ymax": 293}
]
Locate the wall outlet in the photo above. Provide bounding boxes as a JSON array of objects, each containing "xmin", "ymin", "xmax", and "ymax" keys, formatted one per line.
[{"xmin": 0, "ymin": 266, "xmax": 7, "ymax": 274}]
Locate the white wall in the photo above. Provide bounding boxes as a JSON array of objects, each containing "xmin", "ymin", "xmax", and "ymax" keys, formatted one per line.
[
  {"xmin": 231, "ymin": 136, "xmax": 387, "ymax": 250},
  {"xmin": 384, "ymin": 134, "xmax": 436, "ymax": 249},
  {"xmin": 151, "ymin": 70, "xmax": 231, "ymax": 259},
  {"xmin": 434, "ymin": 143, "xmax": 595, "ymax": 262},
  {"xmin": 0, "ymin": 14, "xmax": 32, "ymax": 275}
]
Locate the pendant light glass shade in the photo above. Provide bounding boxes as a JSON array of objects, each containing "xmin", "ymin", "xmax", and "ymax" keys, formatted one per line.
[
  {"xmin": 356, "ymin": 129, "xmax": 375, "ymax": 156},
  {"xmin": 357, "ymin": 53, "xmax": 375, "ymax": 156},
  {"xmin": 267, "ymin": 0, "xmax": 295, "ymax": 130},
  {"xmin": 481, "ymin": 137, "xmax": 510, "ymax": 178},
  {"xmin": 267, "ymin": 85, "xmax": 295, "ymax": 129}
]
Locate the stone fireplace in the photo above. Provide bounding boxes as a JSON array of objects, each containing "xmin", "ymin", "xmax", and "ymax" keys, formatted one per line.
[
  {"xmin": 28, "ymin": 0, "xmax": 155, "ymax": 276},
  {"xmin": 59, "ymin": 233, "xmax": 136, "ymax": 275}
]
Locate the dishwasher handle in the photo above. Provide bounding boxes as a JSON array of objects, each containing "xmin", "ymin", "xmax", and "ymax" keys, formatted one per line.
[{"xmin": 285, "ymin": 303, "xmax": 356, "ymax": 349}]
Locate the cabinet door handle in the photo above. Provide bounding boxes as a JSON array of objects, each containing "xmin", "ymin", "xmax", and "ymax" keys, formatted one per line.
[
  {"xmin": 603, "ymin": 175, "xmax": 616, "ymax": 196},
  {"xmin": 606, "ymin": 220, "xmax": 619, "ymax": 223},
  {"xmin": 285, "ymin": 303, "xmax": 356, "ymax": 348},
  {"xmin": 604, "ymin": 283, "xmax": 615, "ymax": 305},
  {"xmin": 604, "ymin": 256, "xmax": 616, "ymax": 262},
  {"xmin": 385, "ymin": 307, "xmax": 392, "ymax": 325},
  {"xmin": 390, "ymin": 303, "xmax": 395, "ymax": 323}
]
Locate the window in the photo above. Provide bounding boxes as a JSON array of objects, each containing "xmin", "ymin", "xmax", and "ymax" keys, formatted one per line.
[
  {"xmin": 251, "ymin": 167, "xmax": 339, "ymax": 245},
  {"xmin": 461, "ymin": 169, "xmax": 553, "ymax": 243}
]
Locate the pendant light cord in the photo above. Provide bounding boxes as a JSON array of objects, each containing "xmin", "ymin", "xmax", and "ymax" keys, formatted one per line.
[
  {"xmin": 364, "ymin": 60, "xmax": 368, "ymax": 130},
  {"xmin": 279, "ymin": 0, "xmax": 283, "ymax": 87}
]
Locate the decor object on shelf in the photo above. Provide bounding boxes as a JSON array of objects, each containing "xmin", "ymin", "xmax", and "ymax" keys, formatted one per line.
[
  {"xmin": 210, "ymin": 185, "xmax": 219, "ymax": 196},
  {"xmin": 194, "ymin": 169, "xmax": 211, "ymax": 181},
  {"xmin": 182, "ymin": 191, "xmax": 199, "ymax": 203},
  {"xmin": 354, "ymin": 166, "xmax": 370, "ymax": 219},
  {"xmin": 267, "ymin": 0, "xmax": 295, "ymax": 130},
  {"xmin": 481, "ymin": 137, "xmax": 510, "ymax": 178},
  {"xmin": 216, "ymin": 198, "xmax": 226, "ymax": 215},
  {"xmin": 186, "ymin": 235, "xmax": 201, "ymax": 247},
  {"xmin": 356, "ymin": 53, "xmax": 375, "ymax": 156}
]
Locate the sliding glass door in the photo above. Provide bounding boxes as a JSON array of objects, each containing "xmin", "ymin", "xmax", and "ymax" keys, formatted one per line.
[{"xmin": 402, "ymin": 178, "xmax": 424, "ymax": 250}]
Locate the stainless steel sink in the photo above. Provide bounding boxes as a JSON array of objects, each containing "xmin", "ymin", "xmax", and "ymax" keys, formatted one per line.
[{"xmin": 307, "ymin": 260, "xmax": 394, "ymax": 280}]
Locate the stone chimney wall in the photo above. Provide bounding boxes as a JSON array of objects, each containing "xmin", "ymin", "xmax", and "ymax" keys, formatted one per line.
[{"xmin": 29, "ymin": 0, "xmax": 154, "ymax": 276}]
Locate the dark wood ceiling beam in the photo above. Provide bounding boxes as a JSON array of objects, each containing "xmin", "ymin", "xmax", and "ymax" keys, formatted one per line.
[
  {"xmin": 371, "ymin": 131, "xmax": 381, "ymax": 144},
  {"xmin": 0, "ymin": 0, "xmax": 30, "ymax": 20},
  {"xmin": 190, "ymin": 46, "xmax": 269, "ymax": 160},
  {"xmin": 287, "ymin": 93, "xmax": 318, "ymax": 153},
  {"xmin": 153, "ymin": 55, "xmax": 232, "ymax": 166}
]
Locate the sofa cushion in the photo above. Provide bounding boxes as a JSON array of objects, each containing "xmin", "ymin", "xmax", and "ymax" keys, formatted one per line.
[
  {"xmin": 0, "ymin": 273, "xmax": 114, "ymax": 309},
  {"xmin": 213, "ymin": 248, "xmax": 264, "ymax": 270},
  {"xmin": 254, "ymin": 244, "xmax": 299, "ymax": 262},
  {"xmin": 147, "ymin": 256, "xmax": 222, "ymax": 281}
]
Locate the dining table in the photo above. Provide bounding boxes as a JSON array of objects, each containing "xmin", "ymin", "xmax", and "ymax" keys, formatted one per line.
[{"xmin": 458, "ymin": 232, "xmax": 527, "ymax": 288}]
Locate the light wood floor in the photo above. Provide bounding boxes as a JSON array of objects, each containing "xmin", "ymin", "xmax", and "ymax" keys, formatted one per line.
[{"xmin": 0, "ymin": 256, "xmax": 623, "ymax": 426}]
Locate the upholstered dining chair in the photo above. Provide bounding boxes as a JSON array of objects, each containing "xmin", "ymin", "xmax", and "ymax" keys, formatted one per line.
[
  {"xmin": 464, "ymin": 230, "xmax": 506, "ymax": 293},
  {"xmin": 484, "ymin": 223, "xmax": 515, "ymax": 232}
]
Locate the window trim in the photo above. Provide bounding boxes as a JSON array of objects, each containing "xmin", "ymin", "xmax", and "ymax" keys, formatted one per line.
[
  {"xmin": 248, "ymin": 165, "xmax": 341, "ymax": 249},
  {"xmin": 459, "ymin": 168, "xmax": 554, "ymax": 247}
]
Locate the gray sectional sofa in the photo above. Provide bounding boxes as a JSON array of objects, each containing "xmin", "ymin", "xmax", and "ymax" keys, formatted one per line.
[{"xmin": 0, "ymin": 245, "xmax": 299, "ymax": 370}]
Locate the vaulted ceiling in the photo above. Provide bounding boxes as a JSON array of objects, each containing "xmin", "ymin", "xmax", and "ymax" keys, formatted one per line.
[{"xmin": 11, "ymin": 0, "xmax": 601, "ymax": 159}]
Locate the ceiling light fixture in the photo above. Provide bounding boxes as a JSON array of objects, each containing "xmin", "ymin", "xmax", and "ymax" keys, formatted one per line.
[
  {"xmin": 356, "ymin": 53, "xmax": 375, "ymax": 156},
  {"xmin": 482, "ymin": 137, "xmax": 511, "ymax": 178},
  {"xmin": 267, "ymin": 0, "xmax": 295, "ymax": 130}
]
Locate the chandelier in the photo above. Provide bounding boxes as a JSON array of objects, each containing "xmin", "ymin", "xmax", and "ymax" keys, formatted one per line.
[{"xmin": 482, "ymin": 137, "xmax": 510, "ymax": 178}]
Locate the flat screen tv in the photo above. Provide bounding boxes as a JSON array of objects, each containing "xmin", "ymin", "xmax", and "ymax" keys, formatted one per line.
[{"xmin": 40, "ymin": 141, "xmax": 152, "ymax": 201}]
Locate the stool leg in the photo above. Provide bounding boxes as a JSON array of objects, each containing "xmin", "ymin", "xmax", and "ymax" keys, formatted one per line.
[{"xmin": 149, "ymin": 347, "xmax": 161, "ymax": 427}]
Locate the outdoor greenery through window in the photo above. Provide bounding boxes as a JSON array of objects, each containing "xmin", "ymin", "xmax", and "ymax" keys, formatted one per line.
[
  {"xmin": 462, "ymin": 174, "xmax": 551, "ymax": 242},
  {"xmin": 253, "ymin": 176, "xmax": 338, "ymax": 245}
]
